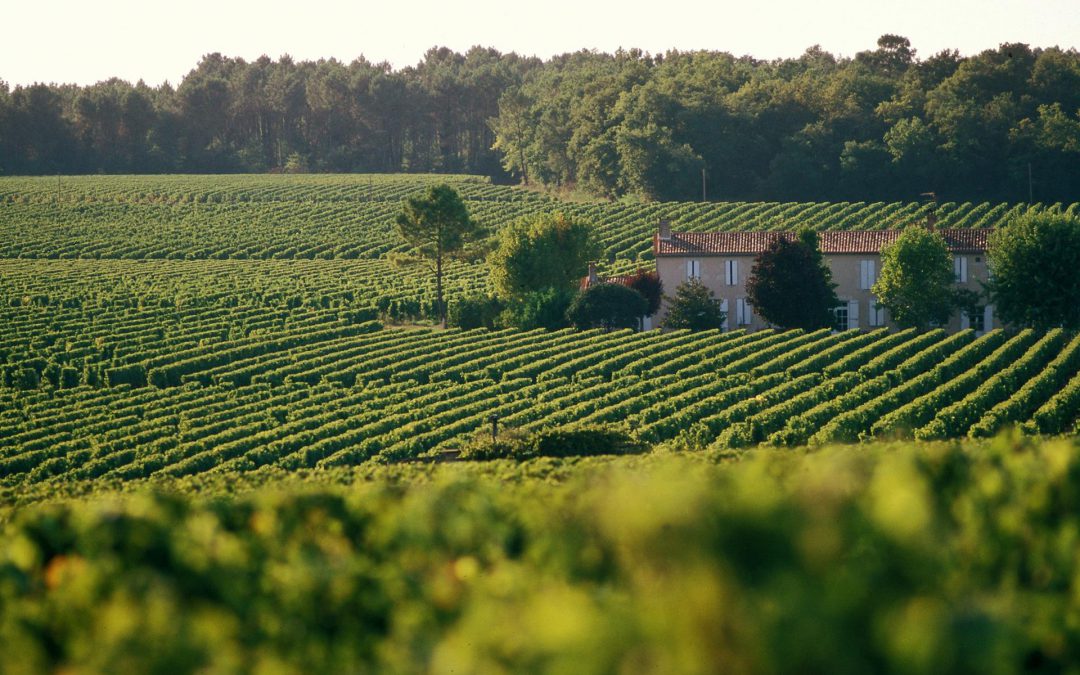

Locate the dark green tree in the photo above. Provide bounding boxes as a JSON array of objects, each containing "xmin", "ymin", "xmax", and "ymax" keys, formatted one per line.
[
  {"xmin": 872, "ymin": 226, "xmax": 956, "ymax": 329},
  {"xmin": 395, "ymin": 184, "xmax": 482, "ymax": 327},
  {"xmin": 746, "ymin": 230, "xmax": 839, "ymax": 329},
  {"xmin": 988, "ymin": 212, "xmax": 1080, "ymax": 329},
  {"xmin": 661, "ymin": 279, "xmax": 726, "ymax": 331},
  {"xmin": 567, "ymin": 283, "xmax": 649, "ymax": 332},
  {"xmin": 501, "ymin": 287, "xmax": 576, "ymax": 330}
]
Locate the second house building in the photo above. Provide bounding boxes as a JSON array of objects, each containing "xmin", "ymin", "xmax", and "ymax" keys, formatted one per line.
[{"xmin": 653, "ymin": 221, "xmax": 994, "ymax": 333}]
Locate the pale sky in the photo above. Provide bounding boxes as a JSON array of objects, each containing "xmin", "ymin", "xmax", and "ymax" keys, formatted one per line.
[{"xmin": 2, "ymin": 0, "xmax": 1079, "ymax": 87}]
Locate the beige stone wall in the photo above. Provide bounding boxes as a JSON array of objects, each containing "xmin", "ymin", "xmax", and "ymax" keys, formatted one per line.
[{"xmin": 655, "ymin": 251, "xmax": 995, "ymax": 333}]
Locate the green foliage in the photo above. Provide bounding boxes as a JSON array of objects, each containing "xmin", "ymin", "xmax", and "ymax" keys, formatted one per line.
[
  {"xmin": 489, "ymin": 212, "xmax": 598, "ymax": 301},
  {"xmin": 988, "ymin": 212, "xmax": 1080, "ymax": 329},
  {"xmin": 746, "ymin": 230, "xmax": 839, "ymax": 329},
  {"xmin": 396, "ymin": 184, "xmax": 483, "ymax": 325},
  {"xmin": 500, "ymin": 287, "xmax": 575, "ymax": 330},
  {"xmin": 2, "ymin": 438, "xmax": 1080, "ymax": 672},
  {"xmin": 873, "ymin": 226, "xmax": 957, "ymax": 329},
  {"xmin": 460, "ymin": 425, "xmax": 644, "ymax": 460},
  {"xmin": 661, "ymin": 279, "xmax": 725, "ymax": 330},
  {"xmin": 566, "ymin": 283, "xmax": 648, "ymax": 332},
  {"xmin": 447, "ymin": 294, "xmax": 503, "ymax": 330}
]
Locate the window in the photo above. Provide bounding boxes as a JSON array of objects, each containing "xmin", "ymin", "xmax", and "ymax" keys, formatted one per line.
[
  {"xmin": 833, "ymin": 305, "xmax": 848, "ymax": 332},
  {"xmin": 970, "ymin": 307, "xmax": 985, "ymax": 333},
  {"xmin": 954, "ymin": 256, "xmax": 968, "ymax": 283},
  {"xmin": 859, "ymin": 260, "xmax": 877, "ymax": 290},
  {"xmin": 736, "ymin": 298, "xmax": 753, "ymax": 326},
  {"xmin": 686, "ymin": 259, "xmax": 701, "ymax": 280},
  {"xmin": 834, "ymin": 300, "xmax": 858, "ymax": 331},
  {"xmin": 868, "ymin": 297, "xmax": 886, "ymax": 327},
  {"xmin": 724, "ymin": 259, "xmax": 738, "ymax": 286}
]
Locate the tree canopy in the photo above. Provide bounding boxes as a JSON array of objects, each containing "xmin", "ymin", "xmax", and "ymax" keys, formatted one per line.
[
  {"xmin": 746, "ymin": 230, "xmax": 839, "ymax": 329},
  {"xmin": 661, "ymin": 280, "xmax": 726, "ymax": 331},
  {"xmin": 872, "ymin": 226, "xmax": 957, "ymax": 329},
  {"xmin": 489, "ymin": 212, "xmax": 598, "ymax": 301},
  {"xmin": 988, "ymin": 212, "xmax": 1080, "ymax": 329},
  {"xmin": 395, "ymin": 184, "xmax": 481, "ymax": 326},
  {"xmin": 567, "ymin": 283, "xmax": 649, "ymax": 332},
  {"xmin": 4, "ymin": 39, "xmax": 1080, "ymax": 205}
]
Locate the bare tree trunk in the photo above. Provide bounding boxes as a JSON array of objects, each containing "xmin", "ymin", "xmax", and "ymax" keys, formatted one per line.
[{"xmin": 436, "ymin": 236, "xmax": 445, "ymax": 328}]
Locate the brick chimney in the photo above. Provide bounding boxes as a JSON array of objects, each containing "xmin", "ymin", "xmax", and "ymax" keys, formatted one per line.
[
  {"xmin": 587, "ymin": 262, "xmax": 598, "ymax": 286},
  {"xmin": 658, "ymin": 219, "xmax": 671, "ymax": 242}
]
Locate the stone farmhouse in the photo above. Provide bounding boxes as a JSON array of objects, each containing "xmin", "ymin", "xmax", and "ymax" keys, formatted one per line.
[{"xmin": 653, "ymin": 220, "xmax": 993, "ymax": 333}]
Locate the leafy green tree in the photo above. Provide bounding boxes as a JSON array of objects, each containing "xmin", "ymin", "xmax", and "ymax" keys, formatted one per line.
[
  {"xmin": 988, "ymin": 212, "xmax": 1080, "ymax": 329},
  {"xmin": 490, "ymin": 212, "xmax": 598, "ymax": 301},
  {"xmin": 395, "ymin": 184, "xmax": 482, "ymax": 327},
  {"xmin": 500, "ymin": 288, "xmax": 575, "ymax": 330},
  {"xmin": 448, "ymin": 294, "xmax": 503, "ymax": 330},
  {"xmin": 661, "ymin": 280, "xmax": 726, "ymax": 331},
  {"xmin": 567, "ymin": 283, "xmax": 648, "ymax": 332},
  {"xmin": 872, "ymin": 226, "xmax": 956, "ymax": 329},
  {"xmin": 746, "ymin": 230, "xmax": 839, "ymax": 329}
]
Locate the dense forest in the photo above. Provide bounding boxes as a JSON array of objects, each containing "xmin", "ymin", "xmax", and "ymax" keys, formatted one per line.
[{"xmin": 2, "ymin": 37, "xmax": 1079, "ymax": 202}]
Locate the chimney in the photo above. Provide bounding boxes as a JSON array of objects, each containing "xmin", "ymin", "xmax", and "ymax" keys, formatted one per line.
[
  {"xmin": 658, "ymin": 219, "xmax": 671, "ymax": 241},
  {"xmin": 587, "ymin": 262, "xmax": 598, "ymax": 286},
  {"xmin": 926, "ymin": 211, "xmax": 937, "ymax": 230}
]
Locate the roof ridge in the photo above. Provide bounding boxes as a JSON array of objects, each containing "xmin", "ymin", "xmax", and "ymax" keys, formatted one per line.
[{"xmin": 657, "ymin": 228, "xmax": 989, "ymax": 256}]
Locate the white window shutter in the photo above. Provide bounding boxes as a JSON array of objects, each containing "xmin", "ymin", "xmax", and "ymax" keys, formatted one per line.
[
  {"xmin": 954, "ymin": 256, "xmax": 968, "ymax": 283},
  {"xmin": 736, "ymin": 298, "xmax": 745, "ymax": 324},
  {"xmin": 984, "ymin": 304, "xmax": 993, "ymax": 330},
  {"xmin": 960, "ymin": 311, "xmax": 970, "ymax": 330},
  {"xmin": 720, "ymin": 299, "xmax": 729, "ymax": 331},
  {"xmin": 870, "ymin": 260, "xmax": 876, "ymax": 287},
  {"xmin": 745, "ymin": 300, "xmax": 754, "ymax": 327},
  {"xmin": 686, "ymin": 260, "xmax": 693, "ymax": 280},
  {"xmin": 859, "ymin": 261, "xmax": 868, "ymax": 290},
  {"xmin": 847, "ymin": 300, "xmax": 859, "ymax": 330}
]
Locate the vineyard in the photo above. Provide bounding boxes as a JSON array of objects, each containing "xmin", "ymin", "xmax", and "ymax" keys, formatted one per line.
[
  {"xmin": 2, "ymin": 322, "xmax": 1078, "ymax": 488},
  {"xmin": 1, "ymin": 173, "xmax": 1079, "ymax": 672},
  {"xmin": 1, "ymin": 174, "xmax": 1077, "ymax": 266}
]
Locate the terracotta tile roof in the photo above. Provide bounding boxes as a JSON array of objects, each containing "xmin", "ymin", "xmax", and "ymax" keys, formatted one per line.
[
  {"xmin": 654, "ymin": 228, "xmax": 990, "ymax": 256},
  {"xmin": 580, "ymin": 269, "xmax": 651, "ymax": 291}
]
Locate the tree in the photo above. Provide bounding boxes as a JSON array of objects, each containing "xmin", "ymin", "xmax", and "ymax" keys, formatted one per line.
[
  {"xmin": 661, "ymin": 280, "xmax": 726, "ymax": 331},
  {"xmin": 988, "ymin": 212, "xmax": 1080, "ymax": 329},
  {"xmin": 500, "ymin": 287, "xmax": 576, "ymax": 330},
  {"xmin": 567, "ymin": 283, "xmax": 648, "ymax": 332},
  {"xmin": 872, "ymin": 226, "xmax": 957, "ymax": 329},
  {"xmin": 625, "ymin": 270, "xmax": 663, "ymax": 317},
  {"xmin": 746, "ymin": 230, "xmax": 839, "ymax": 329},
  {"xmin": 395, "ymin": 184, "xmax": 482, "ymax": 327},
  {"xmin": 490, "ymin": 212, "xmax": 598, "ymax": 301}
]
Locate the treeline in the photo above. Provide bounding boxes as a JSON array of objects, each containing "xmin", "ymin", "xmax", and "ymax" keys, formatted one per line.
[
  {"xmin": 2, "ymin": 37, "xmax": 1080, "ymax": 202},
  {"xmin": 0, "ymin": 48, "xmax": 535, "ymax": 177}
]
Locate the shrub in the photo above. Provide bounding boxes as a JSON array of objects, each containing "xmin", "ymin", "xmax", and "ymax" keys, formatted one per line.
[
  {"xmin": 448, "ymin": 295, "xmax": 503, "ymax": 330},
  {"xmin": 566, "ymin": 283, "xmax": 648, "ymax": 331}
]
